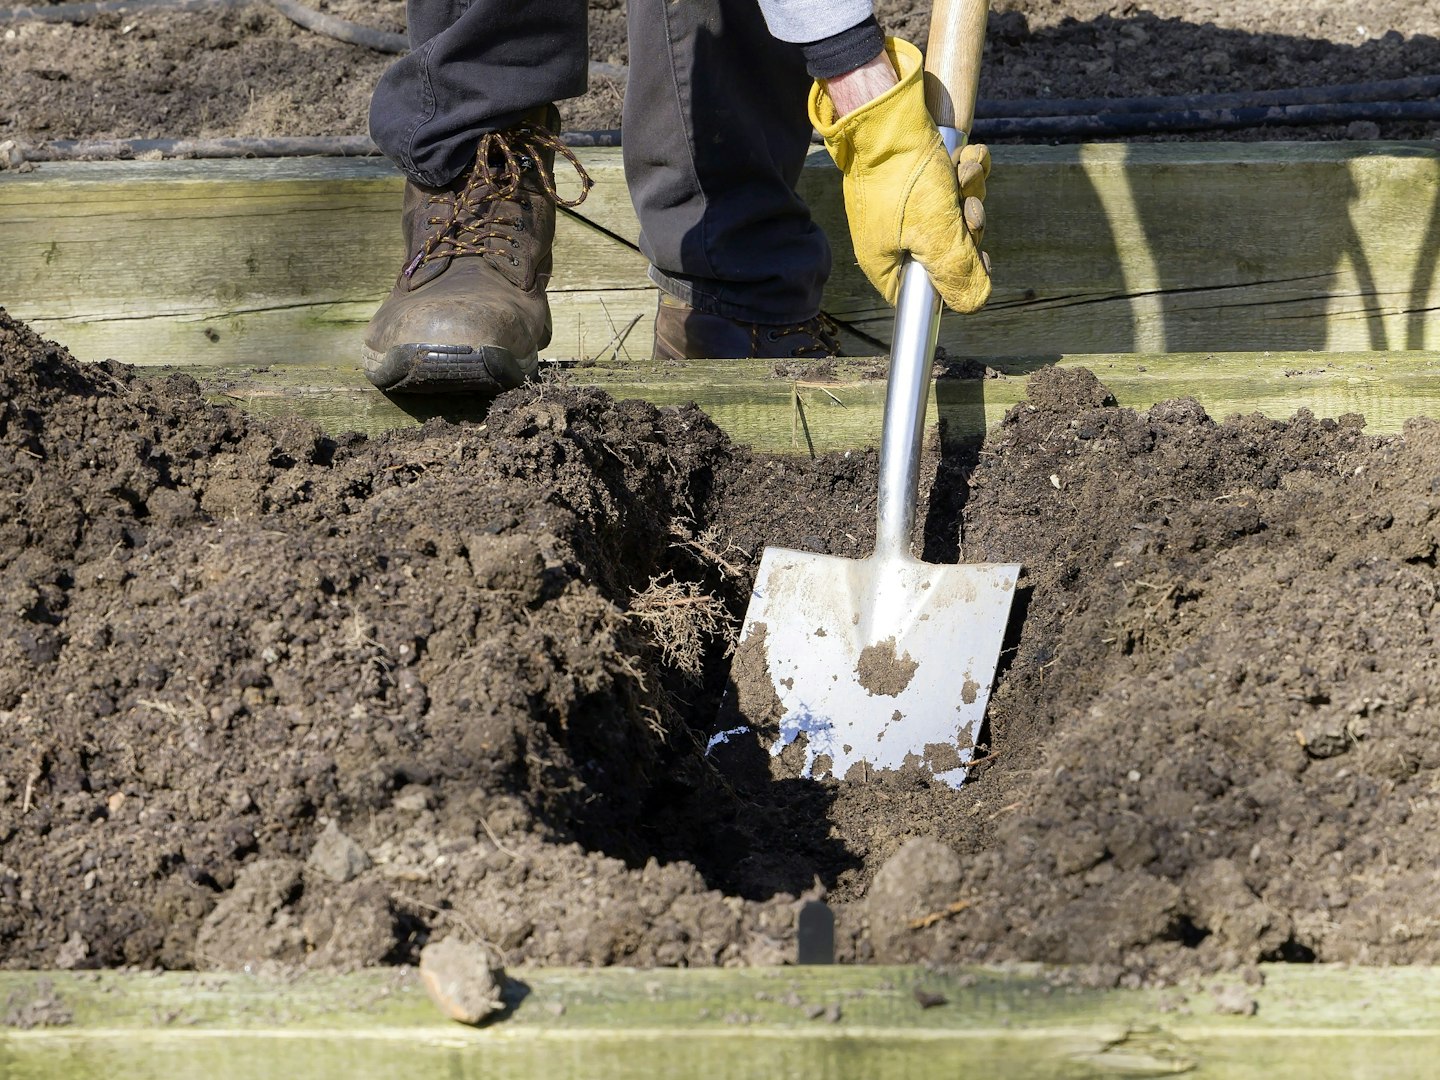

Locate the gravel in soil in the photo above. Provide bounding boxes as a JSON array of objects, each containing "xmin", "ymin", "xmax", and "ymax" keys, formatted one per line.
[
  {"xmin": 5, "ymin": 306, "xmax": 1440, "ymax": 983},
  {"xmin": 1, "ymin": 0, "xmax": 1438, "ymax": 145}
]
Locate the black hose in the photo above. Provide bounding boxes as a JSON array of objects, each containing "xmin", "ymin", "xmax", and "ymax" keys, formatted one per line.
[
  {"xmin": 972, "ymin": 100, "xmax": 1440, "ymax": 139},
  {"xmin": 8, "ymin": 99, "xmax": 1435, "ymax": 164},
  {"xmin": 977, "ymin": 75, "xmax": 1440, "ymax": 118},
  {"xmin": 0, "ymin": 0, "xmax": 239, "ymax": 22},
  {"xmin": 6, "ymin": 130, "xmax": 624, "ymax": 163},
  {"xmin": 261, "ymin": 0, "xmax": 632, "ymax": 76},
  {"xmin": 6, "ymin": 98, "xmax": 1432, "ymax": 164},
  {"xmin": 13, "ymin": 136, "xmax": 379, "ymax": 161},
  {"xmin": 265, "ymin": 0, "xmax": 406, "ymax": 53},
  {"xmin": 0, "ymin": 0, "xmax": 412, "ymax": 52}
]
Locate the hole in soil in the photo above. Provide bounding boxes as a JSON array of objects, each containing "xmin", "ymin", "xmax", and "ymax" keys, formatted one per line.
[
  {"xmin": 559, "ymin": 543, "xmax": 866, "ymax": 900},
  {"xmin": 383, "ymin": 906, "xmax": 431, "ymax": 966},
  {"xmin": 1169, "ymin": 915, "xmax": 1213, "ymax": 950},
  {"xmin": 1264, "ymin": 939, "xmax": 1318, "ymax": 964},
  {"xmin": 617, "ymin": 739, "xmax": 862, "ymax": 901}
]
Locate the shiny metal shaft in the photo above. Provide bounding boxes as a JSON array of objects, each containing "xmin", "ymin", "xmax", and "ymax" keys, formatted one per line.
[{"xmin": 874, "ymin": 125, "xmax": 966, "ymax": 562}]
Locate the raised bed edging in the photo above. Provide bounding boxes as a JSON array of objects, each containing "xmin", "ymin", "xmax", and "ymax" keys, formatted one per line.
[
  {"xmin": 3, "ymin": 965, "xmax": 1440, "ymax": 1079},
  {"xmin": 3, "ymin": 142, "xmax": 1438, "ymax": 372},
  {"xmin": 172, "ymin": 349, "xmax": 1440, "ymax": 454}
]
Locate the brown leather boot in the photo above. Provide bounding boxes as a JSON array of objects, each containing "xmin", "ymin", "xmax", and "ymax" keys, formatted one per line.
[
  {"xmin": 650, "ymin": 293, "xmax": 843, "ymax": 361},
  {"xmin": 363, "ymin": 109, "xmax": 592, "ymax": 395}
]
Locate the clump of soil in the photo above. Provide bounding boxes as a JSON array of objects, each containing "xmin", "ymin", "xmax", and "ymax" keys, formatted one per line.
[{"xmin": 5, "ymin": 306, "xmax": 1440, "ymax": 983}]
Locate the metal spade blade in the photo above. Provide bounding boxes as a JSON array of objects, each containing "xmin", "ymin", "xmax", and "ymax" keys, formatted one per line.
[{"xmin": 737, "ymin": 116, "xmax": 1019, "ymax": 786}]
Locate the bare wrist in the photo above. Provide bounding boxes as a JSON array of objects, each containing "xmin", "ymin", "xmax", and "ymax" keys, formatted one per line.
[{"xmin": 821, "ymin": 49, "xmax": 899, "ymax": 118}]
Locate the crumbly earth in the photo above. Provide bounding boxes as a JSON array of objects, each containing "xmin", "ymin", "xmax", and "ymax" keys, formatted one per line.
[
  {"xmin": 3, "ymin": 0, "xmax": 1438, "ymax": 994},
  {"xmin": 4, "ymin": 306, "xmax": 1440, "ymax": 984},
  {"xmin": 1, "ymin": 0, "xmax": 1437, "ymax": 145}
]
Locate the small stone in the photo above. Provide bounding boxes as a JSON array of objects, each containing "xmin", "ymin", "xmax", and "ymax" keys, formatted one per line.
[
  {"xmin": 418, "ymin": 938, "xmax": 506, "ymax": 1025},
  {"xmin": 866, "ymin": 837, "xmax": 963, "ymax": 962},
  {"xmin": 306, "ymin": 821, "xmax": 371, "ymax": 884},
  {"xmin": 912, "ymin": 986, "xmax": 948, "ymax": 1009},
  {"xmin": 55, "ymin": 932, "xmax": 88, "ymax": 970},
  {"xmin": 1346, "ymin": 120, "xmax": 1381, "ymax": 141},
  {"xmin": 1201, "ymin": 50, "xmax": 1232, "ymax": 75},
  {"xmin": 1210, "ymin": 982, "xmax": 1258, "ymax": 1016}
]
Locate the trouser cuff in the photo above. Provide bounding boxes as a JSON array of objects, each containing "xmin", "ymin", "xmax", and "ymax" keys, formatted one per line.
[{"xmin": 648, "ymin": 267, "xmax": 824, "ymax": 326}]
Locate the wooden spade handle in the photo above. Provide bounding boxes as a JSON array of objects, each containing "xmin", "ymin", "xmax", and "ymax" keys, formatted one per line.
[{"xmin": 923, "ymin": 0, "xmax": 989, "ymax": 132}]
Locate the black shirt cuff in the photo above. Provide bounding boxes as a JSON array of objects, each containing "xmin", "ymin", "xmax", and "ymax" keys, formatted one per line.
[{"xmin": 801, "ymin": 16, "xmax": 885, "ymax": 81}]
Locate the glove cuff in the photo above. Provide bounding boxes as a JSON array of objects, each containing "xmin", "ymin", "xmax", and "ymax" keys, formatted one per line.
[{"xmin": 808, "ymin": 37, "xmax": 927, "ymax": 152}]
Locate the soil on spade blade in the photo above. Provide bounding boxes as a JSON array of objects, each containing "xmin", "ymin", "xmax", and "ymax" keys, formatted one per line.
[{"xmin": 4, "ymin": 306, "xmax": 1440, "ymax": 983}]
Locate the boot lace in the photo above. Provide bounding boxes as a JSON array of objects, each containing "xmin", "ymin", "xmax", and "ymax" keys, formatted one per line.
[
  {"xmin": 765, "ymin": 313, "xmax": 844, "ymax": 358},
  {"xmin": 404, "ymin": 122, "xmax": 593, "ymax": 279}
]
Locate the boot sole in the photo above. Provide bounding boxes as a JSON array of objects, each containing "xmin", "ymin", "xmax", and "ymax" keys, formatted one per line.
[{"xmin": 363, "ymin": 343, "xmax": 539, "ymax": 396}]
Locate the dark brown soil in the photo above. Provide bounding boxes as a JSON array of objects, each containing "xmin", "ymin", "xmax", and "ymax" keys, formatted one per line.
[
  {"xmin": 3, "ymin": 0, "xmax": 1439, "ymax": 989},
  {"xmin": 1, "ymin": 0, "xmax": 1437, "ymax": 145},
  {"xmin": 4, "ymin": 304, "xmax": 1440, "ymax": 983}
]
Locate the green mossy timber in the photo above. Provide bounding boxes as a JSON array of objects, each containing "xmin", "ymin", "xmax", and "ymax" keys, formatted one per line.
[
  {"xmin": 3, "ymin": 143, "xmax": 1438, "ymax": 371},
  {"xmin": 158, "ymin": 350, "xmax": 1440, "ymax": 453},
  {"xmin": 2, "ymin": 965, "xmax": 1440, "ymax": 1079}
]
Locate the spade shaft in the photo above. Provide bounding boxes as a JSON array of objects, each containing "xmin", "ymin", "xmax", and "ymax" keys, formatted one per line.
[
  {"xmin": 734, "ymin": 0, "xmax": 1018, "ymax": 789},
  {"xmin": 876, "ymin": 129, "xmax": 962, "ymax": 563}
]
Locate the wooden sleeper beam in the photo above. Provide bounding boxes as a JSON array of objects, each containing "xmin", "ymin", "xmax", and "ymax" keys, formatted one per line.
[
  {"xmin": 175, "ymin": 349, "xmax": 1440, "ymax": 454},
  {"xmin": 2, "ymin": 143, "xmax": 1438, "ymax": 372}
]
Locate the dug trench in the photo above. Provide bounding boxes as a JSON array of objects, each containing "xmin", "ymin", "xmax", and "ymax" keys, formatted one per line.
[{"xmin": 3, "ymin": 306, "xmax": 1440, "ymax": 985}]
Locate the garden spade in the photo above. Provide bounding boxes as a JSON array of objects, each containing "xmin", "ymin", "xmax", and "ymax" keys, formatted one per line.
[{"xmin": 736, "ymin": 0, "xmax": 1018, "ymax": 788}]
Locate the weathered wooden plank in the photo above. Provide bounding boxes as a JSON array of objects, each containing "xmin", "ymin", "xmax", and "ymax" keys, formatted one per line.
[
  {"xmin": 804, "ymin": 141, "xmax": 1440, "ymax": 356},
  {"xmin": 3, "ymin": 143, "xmax": 1438, "ymax": 370},
  {"xmin": 1, "ymin": 965, "xmax": 1440, "ymax": 1080},
  {"xmin": 171, "ymin": 350, "xmax": 1440, "ymax": 452},
  {"xmin": 23, "ymin": 290, "xmax": 661, "ymax": 374},
  {"xmin": 0, "ymin": 155, "xmax": 654, "ymax": 369}
]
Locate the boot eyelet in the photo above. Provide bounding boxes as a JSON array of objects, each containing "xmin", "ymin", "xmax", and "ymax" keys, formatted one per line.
[{"xmin": 765, "ymin": 329, "xmax": 782, "ymax": 342}]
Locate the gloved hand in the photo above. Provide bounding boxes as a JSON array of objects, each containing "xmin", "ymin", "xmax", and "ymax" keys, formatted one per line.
[{"xmin": 809, "ymin": 37, "xmax": 992, "ymax": 313}]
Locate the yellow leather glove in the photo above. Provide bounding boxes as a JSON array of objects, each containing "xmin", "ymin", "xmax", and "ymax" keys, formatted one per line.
[{"xmin": 809, "ymin": 37, "xmax": 992, "ymax": 313}]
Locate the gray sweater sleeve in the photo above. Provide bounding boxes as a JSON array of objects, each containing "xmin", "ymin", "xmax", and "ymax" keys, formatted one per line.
[{"xmin": 756, "ymin": 0, "xmax": 874, "ymax": 43}]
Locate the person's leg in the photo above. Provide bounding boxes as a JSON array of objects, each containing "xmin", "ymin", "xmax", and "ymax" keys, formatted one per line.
[
  {"xmin": 371, "ymin": 0, "xmax": 587, "ymax": 187},
  {"xmin": 624, "ymin": 0, "xmax": 835, "ymax": 357},
  {"xmin": 364, "ymin": 0, "xmax": 589, "ymax": 394}
]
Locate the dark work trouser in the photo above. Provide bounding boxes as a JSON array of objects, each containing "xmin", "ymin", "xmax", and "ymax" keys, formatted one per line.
[{"xmin": 369, "ymin": 0, "xmax": 831, "ymax": 322}]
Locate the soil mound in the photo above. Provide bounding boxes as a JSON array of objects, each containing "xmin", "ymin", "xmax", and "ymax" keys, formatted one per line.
[
  {"xmin": 946, "ymin": 368, "xmax": 1440, "ymax": 978},
  {"xmin": 0, "ymin": 307, "xmax": 802, "ymax": 968},
  {"xmin": 4, "ymin": 308, "xmax": 1440, "ymax": 982}
]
